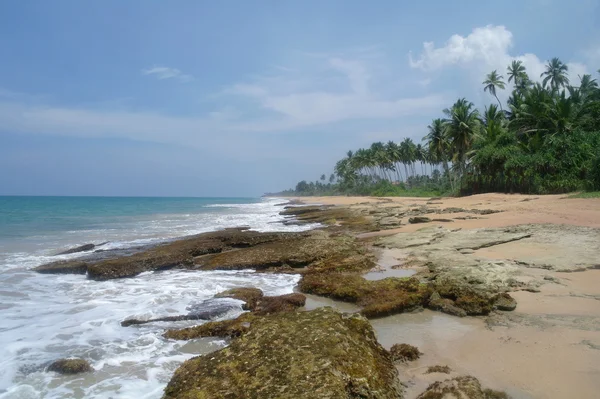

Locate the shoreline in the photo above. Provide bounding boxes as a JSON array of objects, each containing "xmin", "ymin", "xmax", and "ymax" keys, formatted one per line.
[
  {"xmin": 29, "ymin": 194, "xmax": 600, "ymax": 398},
  {"xmin": 287, "ymin": 194, "xmax": 600, "ymax": 398}
]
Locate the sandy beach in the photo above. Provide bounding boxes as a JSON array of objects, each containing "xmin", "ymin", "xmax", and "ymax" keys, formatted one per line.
[{"xmin": 294, "ymin": 193, "xmax": 600, "ymax": 399}]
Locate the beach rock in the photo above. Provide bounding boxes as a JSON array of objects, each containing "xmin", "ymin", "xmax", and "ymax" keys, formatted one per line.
[
  {"xmin": 121, "ymin": 299, "xmax": 241, "ymax": 327},
  {"xmin": 34, "ymin": 260, "xmax": 89, "ymax": 274},
  {"xmin": 215, "ymin": 287, "xmax": 264, "ymax": 310},
  {"xmin": 409, "ymin": 216, "xmax": 432, "ymax": 224},
  {"xmin": 59, "ymin": 228, "xmax": 302, "ymax": 280},
  {"xmin": 163, "ymin": 307, "xmax": 403, "ymax": 399},
  {"xmin": 55, "ymin": 243, "xmax": 96, "ymax": 255},
  {"xmin": 47, "ymin": 358, "xmax": 93, "ymax": 374},
  {"xmin": 163, "ymin": 292, "xmax": 307, "ymax": 339},
  {"xmin": 164, "ymin": 313, "xmax": 256, "ymax": 340},
  {"xmin": 427, "ymin": 292, "xmax": 467, "ymax": 317},
  {"xmin": 416, "ymin": 376, "xmax": 509, "ymax": 399},
  {"xmin": 195, "ymin": 230, "xmax": 375, "ymax": 274},
  {"xmin": 299, "ymin": 274, "xmax": 431, "ymax": 318},
  {"xmin": 379, "ymin": 217, "xmax": 403, "ymax": 228},
  {"xmin": 493, "ymin": 293, "xmax": 517, "ymax": 311},
  {"xmin": 254, "ymin": 293, "xmax": 306, "ymax": 315},
  {"xmin": 389, "ymin": 343, "xmax": 421, "ymax": 362},
  {"xmin": 426, "ymin": 365, "xmax": 452, "ymax": 374},
  {"xmin": 280, "ymin": 205, "xmax": 378, "ymax": 232}
]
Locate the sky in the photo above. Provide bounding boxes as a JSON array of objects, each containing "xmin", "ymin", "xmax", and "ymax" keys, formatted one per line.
[{"xmin": 1, "ymin": 0, "xmax": 599, "ymax": 196}]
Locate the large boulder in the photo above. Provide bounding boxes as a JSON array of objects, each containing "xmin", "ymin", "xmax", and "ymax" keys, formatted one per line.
[
  {"xmin": 163, "ymin": 308, "xmax": 403, "ymax": 399},
  {"xmin": 47, "ymin": 358, "xmax": 93, "ymax": 374}
]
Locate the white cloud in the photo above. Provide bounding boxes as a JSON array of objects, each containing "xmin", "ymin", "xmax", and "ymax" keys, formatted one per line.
[
  {"xmin": 141, "ymin": 66, "xmax": 193, "ymax": 82},
  {"xmin": 409, "ymin": 25, "xmax": 590, "ymax": 89}
]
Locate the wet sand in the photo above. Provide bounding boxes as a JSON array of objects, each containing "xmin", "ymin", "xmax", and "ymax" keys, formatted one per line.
[{"xmin": 293, "ymin": 193, "xmax": 600, "ymax": 399}]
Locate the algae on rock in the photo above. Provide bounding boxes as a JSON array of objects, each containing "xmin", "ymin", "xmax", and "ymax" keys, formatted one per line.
[{"xmin": 163, "ymin": 307, "xmax": 403, "ymax": 399}]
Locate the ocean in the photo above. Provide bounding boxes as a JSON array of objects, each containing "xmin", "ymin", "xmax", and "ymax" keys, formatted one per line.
[{"xmin": 0, "ymin": 196, "xmax": 315, "ymax": 398}]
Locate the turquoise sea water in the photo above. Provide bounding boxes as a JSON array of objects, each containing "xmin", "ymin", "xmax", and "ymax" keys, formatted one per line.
[{"xmin": 0, "ymin": 196, "xmax": 312, "ymax": 399}]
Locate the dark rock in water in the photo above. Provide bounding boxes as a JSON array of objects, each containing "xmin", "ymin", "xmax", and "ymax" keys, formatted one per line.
[
  {"xmin": 163, "ymin": 292, "xmax": 307, "ymax": 340},
  {"xmin": 163, "ymin": 307, "xmax": 403, "ymax": 399},
  {"xmin": 47, "ymin": 358, "xmax": 93, "ymax": 374},
  {"xmin": 416, "ymin": 375, "xmax": 509, "ymax": 399},
  {"xmin": 389, "ymin": 343, "xmax": 421, "ymax": 362},
  {"xmin": 34, "ymin": 260, "xmax": 88, "ymax": 274},
  {"xmin": 121, "ymin": 299, "xmax": 242, "ymax": 327},
  {"xmin": 215, "ymin": 287, "xmax": 264, "ymax": 310},
  {"xmin": 56, "ymin": 243, "xmax": 105, "ymax": 255},
  {"xmin": 409, "ymin": 216, "xmax": 432, "ymax": 224}
]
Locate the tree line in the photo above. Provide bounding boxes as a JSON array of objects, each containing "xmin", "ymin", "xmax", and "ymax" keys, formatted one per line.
[{"xmin": 281, "ymin": 58, "xmax": 600, "ymax": 197}]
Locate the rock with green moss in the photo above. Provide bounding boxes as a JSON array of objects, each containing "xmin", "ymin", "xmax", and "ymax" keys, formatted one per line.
[
  {"xmin": 163, "ymin": 292, "xmax": 307, "ymax": 340},
  {"xmin": 389, "ymin": 343, "xmax": 421, "ymax": 362},
  {"xmin": 47, "ymin": 358, "xmax": 93, "ymax": 374},
  {"xmin": 416, "ymin": 376, "xmax": 509, "ymax": 399},
  {"xmin": 299, "ymin": 274, "xmax": 431, "ymax": 318},
  {"xmin": 163, "ymin": 307, "xmax": 403, "ymax": 399},
  {"xmin": 195, "ymin": 230, "xmax": 374, "ymax": 274}
]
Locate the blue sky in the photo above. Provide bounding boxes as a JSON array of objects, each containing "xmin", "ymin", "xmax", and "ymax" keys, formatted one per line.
[{"xmin": 1, "ymin": 0, "xmax": 599, "ymax": 196}]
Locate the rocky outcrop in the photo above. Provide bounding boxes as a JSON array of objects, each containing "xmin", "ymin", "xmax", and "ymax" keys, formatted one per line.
[
  {"xmin": 163, "ymin": 308, "xmax": 403, "ymax": 399},
  {"xmin": 121, "ymin": 298, "xmax": 242, "ymax": 327},
  {"xmin": 409, "ymin": 216, "xmax": 432, "ymax": 224},
  {"xmin": 35, "ymin": 228, "xmax": 305, "ymax": 279},
  {"xmin": 47, "ymin": 358, "xmax": 93, "ymax": 374},
  {"xmin": 299, "ymin": 275, "xmax": 431, "ymax": 318},
  {"xmin": 195, "ymin": 230, "xmax": 375, "ymax": 274},
  {"xmin": 389, "ymin": 343, "xmax": 421, "ymax": 362},
  {"xmin": 34, "ymin": 260, "xmax": 89, "ymax": 274},
  {"xmin": 55, "ymin": 243, "xmax": 97, "ymax": 255},
  {"xmin": 416, "ymin": 376, "xmax": 509, "ymax": 399},
  {"xmin": 163, "ymin": 291, "xmax": 307, "ymax": 340},
  {"xmin": 214, "ymin": 287, "xmax": 264, "ymax": 310}
]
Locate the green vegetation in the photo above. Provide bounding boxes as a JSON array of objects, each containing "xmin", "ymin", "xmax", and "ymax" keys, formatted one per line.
[
  {"xmin": 279, "ymin": 61, "xmax": 600, "ymax": 197},
  {"xmin": 568, "ymin": 191, "xmax": 600, "ymax": 198}
]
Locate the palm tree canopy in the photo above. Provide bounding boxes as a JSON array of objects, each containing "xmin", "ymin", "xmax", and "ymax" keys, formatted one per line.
[
  {"xmin": 483, "ymin": 70, "xmax": 506, "ymax": 96},
  {"xmin": 507, "ymin": 60, "xmax": 527, "ymax": 85},
  {"xmin": 541, "ymin": 57, "xmax": 569, "ymax": 90}
]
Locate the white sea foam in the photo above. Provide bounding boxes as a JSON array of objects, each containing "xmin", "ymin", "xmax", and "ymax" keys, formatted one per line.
[{"xmin": 0, "ymin": 198, "xmax": 312, "ymax": 398}]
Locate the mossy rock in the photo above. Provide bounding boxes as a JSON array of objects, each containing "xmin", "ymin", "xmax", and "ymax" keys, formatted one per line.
[
  {"xmin": 299, "ymin": 274, "xmax": 431, "ymax": 318},
  {"xmin": 432, "ymin": 279, "xmax": 495, "ymax": 316},
  {"xmin": 390, "ymin": 343, "xmax": 421, "ymax": 362},
  {"xmin": 416, "ymin": 376, "xmax": 509, "ymax": 399},
  {"xmin": 196, "ymin": 231, "xmax": 374, "ymax": 274},
  {"xmin": 164, "ymin": 293, "xmax": 306, "ymax": 340},
  {"xmin": 425, "ymin": 365, "xmax": 451, "ymax": 374},
  {"xmin": 215, "ymin": 287, "xmax": 264, "ymax": 310},
  {"xmin": 493, "ymin": 293, "xmax": 517, "ymax": 311},
  {"xmin": 47, "ymin": 358, "xmax": 93, "ymax": 374},
  {"xmin": 83, "ymin": 229, "xmax": 300, "ymax": 280},
  {"xmin": 163, "ymin": 307, "xmax": 403, "ymax": 399},
  {"xmin": 164, "ymin": 312, "xmax": 256, "ymax": 340}
]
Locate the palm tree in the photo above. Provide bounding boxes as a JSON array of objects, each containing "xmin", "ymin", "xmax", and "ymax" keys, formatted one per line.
[
  {"xmin": 443, "ymin": 98, "xmax": 481, "ymax": 183},
  {"xmin": 541, "ymin": 57, "xmax": 569, "ymax": 91},
  {"xmin": 482, "ymin": 104, "xmax": 505, "ymax": 141},
  {"xmin": 483, "ymin": 70, "xmax": 506, "ymax": 110},
  {"xmin": 424, "ymin": 118, "xmax": 450, "ymax": 176},
  {"xmin": 578, "ymin": 74, "xmax": 598, "ymax": 98},
  {"xmin": 507, "ymin": 60, "xmax": 527, "ymax": 88}
]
